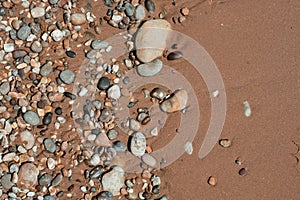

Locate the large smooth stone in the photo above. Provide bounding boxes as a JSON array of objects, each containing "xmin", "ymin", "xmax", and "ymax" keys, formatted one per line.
[
  {"xmin": 135, "ymin": 19, "xmax": 171, "ymax": 63},
  {"xmin": 136, "ymin": 59, "xmax": 163, "ymax": 77},
  {"xmin": 129, "ymin": 131, "xmax": 146, "ymax": 157},
  {"xmin": 160, "ymin": 89, "xmax": 188, "ymax": 113},
  {"xmin": 18, "ymin": 163, "xmax": 39, "ymax": 188},
  {"xmin": 101, "ymin": 166, "xmax": 125, "ymax": 196}
]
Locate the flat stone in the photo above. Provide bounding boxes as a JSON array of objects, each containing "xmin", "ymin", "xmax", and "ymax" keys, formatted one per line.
[
  {"xmin": 31, "ymin": 7, "xmax": 45, "ymax": 18},
  {"xmin": 135, "ymin": 5, "xmax": 146, "ymax": 20},
  {"xmin": 101, "ymin": 166, "xmax": 125, "ymax": 196},
  {"xmin": 160, "ymin": 89, "xmax": 188, "ymax": 113},
  {"xmin": 135, "ymin": 19, "xmax": 171, "ymax": 63},
  {"xmin": 40, "ymin": 61, "xmax": 53, "ymax": 76},
  {"xmin": 44, "ymin": 138, "xmax": 56, "ymax": 153},
  {"xmin": 136, "ymin": 59, "xmax": 163, "ymax": 77},
  {"xmin": 142, "ymin": 153, "xmax": 157, "ymax": 167},
  {"xmin": 51, "ymin": 29, "xmax": 63, "ymax": 42},
  {"xmin": 23, "ymin": 111, "xmax": 40, "ymax": 125},
  {"xmin": 129, "ymin": 118, "xmax": 140, "ymax": 131},
  {"xmin": 91, "ymin": 40, "xmax": 109, "ymax": 50},
  {"xmin": 129, "ymin": 131, "xmax": 146, "ymax": 157},
  {"xmin": 20, "ymin": 130, "xmax": 35, "ymax": 150},
  {"xmin": 70, "ymin": 13, "xmax": 86, "ymax": 25},
  {"xmin": 95, "ymin": 133, "xmax": 112, "ymax": 147},
  {"xmin": 0, "ymin": 174, "xmax": 14, "ymax": 189},
  {"xmin": 18, "ymin": 163, "xmax": 39, "ymax": 187},
  {"xmin": 17, "ymin": 26, "xmax": 31, "ymax": 40},
  {"xmin": 59, "ymin": 70, "xmax": 75, "ymax": 84},
  {"xmin": 3, "ymin": 152, "xmax": 16, "ymax": 162},
  {"xmin": 107, "ymin": 129, "xmax": 119, "ymax": 140},
  {"xmin": 107, "ymin": 85, "xmax": 121, "ymax": 100},
  {"xmin": 0, "ymin": 82, "xmax": 10, "ymax": 95}
]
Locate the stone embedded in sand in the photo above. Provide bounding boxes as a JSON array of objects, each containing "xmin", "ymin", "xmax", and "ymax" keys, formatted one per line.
[
  {"xmin": 30, "ymin": 7, "xmax": 45, "ymax": 18},
  {"xmin": 20, "ymin": 130, "xmax": 35, "ymax": 150},
  {"xmin": 160, "ymin": 89, "xmax": 188, "ymax": 113},
  {"xmin": 70, "ymin": 13, "xmax": 86, "ymax": 25},
  {"xmin": 135, "ymin": 19, "xmax": 171, "ymax": 63},
  {"xmin": 23, "ymin": 111, "xmax": 40, "ymax": 125},
  {"xmin": 136, "ymin": 59, "xmax": 163, "ymax": 77},
  {"xmin": 129, "ymin": 131, "xmax": 146, "ymax": 157},
  {"xmin": 18, "ymin": 163, "xmax": 39, "ymax": 187},
  {"xmin": 101, "ymin": 166, "xmax": 125, "ymax": 196}
]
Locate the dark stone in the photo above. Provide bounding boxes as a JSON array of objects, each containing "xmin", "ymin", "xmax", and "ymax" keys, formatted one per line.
[
  {"xmin": 66, "ymin": 50, "xmax": 76, "ymax": 58},
  {"xmin": 145, "ymin": 0, "xmax": 155, "ymax": 13},
  {"xmin": 43, "ymin": 112, "xmax": 53, "ymax": 125},
  {"xmin": 55, "ymin": 107, "xmax": 62, "ymax": 115},
  {"xmin": 97, "ymin": 77, "xmax": 110, "ymax": 90},
  {"xmin": 64, "ymin": 92, "xmax": 76, "ymax": 100}
]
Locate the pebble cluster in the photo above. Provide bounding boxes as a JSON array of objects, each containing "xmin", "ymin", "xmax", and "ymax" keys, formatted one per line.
[{"xmin": 0, "ymin": 0, "xmax": 192, "ymax": 199}]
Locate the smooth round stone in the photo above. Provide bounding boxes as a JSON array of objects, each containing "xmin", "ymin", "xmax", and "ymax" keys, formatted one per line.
[
  {"xmin": 97, "ymin": 77, "xmax": 110, "ymax": 90},
  {"xmin": 129, "ymin": 118, "xmax": 140, "ymax": 131},
  {"xmin": 142, "ymin": 153, "xmax": 157, "ymax": 167},
  {"xmin": 90, "ymin": 154, "xmax": 100, "ymax": 166},
  {"xmin": 0, "ymin": 174, "xmax": 14, "ymax": 189},
  {"xmin": 4, "ymin": 44, "xmax": 14, "ymax": 52},
  {"xmin": 40, "ymin": 61, "xmax": 53, "ymax": 76},
  {"xmin": 107, "ymin": 129, "xmax": 119, "ymax": 140},
  {"xmin": 113, "ymin": 141, "xmax": 126, "ymax": 152},
  {"xmin": 20, "ymin": 130, "xmax": 35, "ymax": 150},
  {"xmin": 23, "ymin": 111, "xmax": 40, "ymax": 125},
  {"xmin": 101, "ymin": 166, "xmax": 125, "ymax": 196},
  {"xmin": 43, "ymin": 112, "xmax": 53, "ymax": 125},
  {"xmin": 136, "ymin": 59, "xmax": 163, "ymax": 77},
  {"xmin": 17, "ymin": 26, "xmax": 31, "ymax": 40},
  {"xmin": 31, "ymin": 7, "xmax": 45, "ymax": 18},
  {"xmin": 135, "ymin": 5, "xmax": 146, "ymax": 20},
  {"xmin": 107, "ymin": 85, "xmax": 121, "ymax": 100},
  {"xmin": 59, "ymin": 70, "xmax": 75, "ymax": 84},
  {"xmin": 129, "ymin": 132, "xmax": 146, "ymax": 157},
  {"xmin": 91, "ymin": 40, "xmax": 109, "ymax": 50},
  {"xmin": 44, "ymin": 138, "xmax": 56, "ymax": 153},
  {"xmin": 124, "ymin": 3, "xmax": 134, "ymax": 17},
  {"xmin": 31, "ymin": 41, "xmax": 43, "ymax": 53},
  {"xmin": 51, "ymin": 29, "xmax": 63, "ymax": 42},
  {"xmin": 47, "ymin": 158, "xmax": 56, "ymax": 170},
  {"xmin": 66, "ymin": 50, "xmax": 76, "ymax": 58},
  {"xmin": 160, "ymin": 89, "xmax": 188, "ymax": 113},
  {"xmin": 30, "ymin": 22, "xmax": 41, "ymax": 35},
  {"xmin": 145, "ymin": 0, "xmax": 155, "ymax": 13},
  {"xmin": 0, "ymin": 81, "xmax": 10, "ymax": 95},
  {"xmin": 9, "ymin": 164, "xmax": 19, "ymax": 173},
  {"xmin": 54, "ymin": 107, "xmax": 62, "ymax": 115},
  {"xmin": 100, "ymin": 108, "xmax": 112, "ymax": 123},
  {"xmin": 18, "ymin": 163, "xmax": 39, "ymax": 187},
  {"xmin": 70, "ymin": 13, "xmax": 86, "ymax": 25},
  {"xmin": 51, "ymin": 173, "xmax": 62, "ymax": 186},
  {"xmin": 38, "ymin": 173, "xmax": 52, "ymax": 186},
  {"xmin": 150, "ymin": 87, "xmax": 167, "ymax": 100},
  {"xmin": 135, "ymin": 19, "xmax": 171, "ymax": 63}
]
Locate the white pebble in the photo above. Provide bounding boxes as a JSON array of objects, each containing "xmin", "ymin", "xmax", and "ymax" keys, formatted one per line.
[
  {"xmin": 243, "ymin": 101, "xmax": 251, "ymax": 117},
  {"xmin": 184, "ymin": 141, "xmax": 193, "ymax": 155}
]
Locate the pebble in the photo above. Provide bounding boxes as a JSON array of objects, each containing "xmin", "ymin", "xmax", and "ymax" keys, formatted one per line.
[
  {"xmin": 39, "ymin": 173, "xmax": 52, "ymax": 186},
  {"xmin": 51, "ymin": 29, "xmax": 63, "ymax": 42},
  {"xmin": 160, "ymin": 89, "xmax": 188, "ymax": 113},
  {"xmin": 99, "ymin": 108, "xmax": 112, "ymax": 123},
  {"xmin": 124, "ymin": 3, "xmax": 134, "ymax": 17},
  {"xmin": 167, "ymin": 51, "xmax": 183, "ymax": 60},
  {"xmin": 103, "ymin": 0, "xmax": 114, "ymax": 7},
  {"xmin": 184, "ymin": 141, "xmax": 193, "ymax": 155},
  {"xmin": 0, "ymin": 174, "xmax": 14, "ymax": 189},
  {"xmin": 135, "ymin": 5, "xmax": 146, "ymax": 20},
  {"xmin": 17, "ymin": 25, "xmax": 31, "ymax": 40},
  {"xmin": 91, "ymin": 40, "xmax": 109, "ymax": 50},
  {"xmin": 18, "ymin": 163, "xmax": 39, "ymax": 187},
  {"xmin": 43, "ymin": 112, "xmax": 53, "ymax": 125},
  {"xmin": 129, "ymin": 132, "xmax": 146, "ymax": 157},
  {"xmin": 243, "ymin": 101, "xmax": 251, "ymax": 117},
  {"xmin": 31, "ymin": 40, "xmax": 43, "ymax": 53},
  {"xmin": 135, "ymin": 19, "xmax": 171, "ymax": 63},
  {"xmin": 0, "ymin": 82, "xmax": 10, "ymax": 95},
  {"xmin": 4, "ymin": 44, "xmax": 14, "ymax": 52},
  {"xmin": 150, "ymin": 87, "xmax": 167, "ymax": 100},
  {"xmin": 0, "ymin": 6, "xmax": 6, "ymax": 16},
  {"xmin": 238, "ymin": 168, "xmax": 247, "ymax": 175},
  {"xmin": 129, "ymin": 118, "xmax": 141, "ymax": 131},
  {"xmin": 13, "ymin": 50, "xmax": 27, "ymax": 59},
  {"xmin": 40, "ymin": 61, "xmax": 53, "ymax": 77},
  {"xmin": 31, "ymin": 7, "xmax": 45, "ymax": 18},
  {"xmin": 70, "ymin": 13, "xmax": 87, "ymax": 25},
  {"xmin": 101, "ymin": 166, "xmax": 125, "ymax": 196},
  {"xmin": 145, "ymin": 0, "xmax": 155, "ymax": 13},
  {"xmin": 113, "ymin": 141, "xmax": 126, "ymax": 152},
  {"xmin": 47, "ymin": 158, "xmax": 56, "ymax": 170},
  {"xmin": 23, "ymin": 111, "xmax": 40, "ymax": 125},
  {"xmin": 59, "ymin": 70, "xmax": 75, "ymax": 84},
  {"xmin": 219, "ymin": 139, "xmax": 231, "ymax": 148},
  {"xmin": 51, "ymin": 173, "xmax": 62, "ymax": 186},
  {"xmin": 44, "ymin": 138, "xmax": 56, "ymax": 153},
  {"xmin": 90, "ymin": 154, "xmax": 101, "ymax": 165},
  {"xmin": 136, "ymin": 59, "xmax": 163, "ymax": 77},
  {"xmin": 78, "ymin": 87, "xmax": 88, "ymax": 97},
  {"xmin": 90, "ymin": 166, "xmax": 104, "ymax": 179},
  {"xmin": 3, "ymin": 152, "xmax": 16, "ymax": 162},
  {"xmin": 20, "ymin": 130, "xmax": 35, "ymax": 149},
  {"xmin": 97, "ymin": 77, "xmax": 110, "ymax": 90},
  {"xmin": 49, "ymin": 0, "xmax": 59, "ymax": 5},
  {"xmin": 142, "ymin": 153, "xmax": 157, "ymax": 167},
  {"xmin": 107, "ymin": 85, "xmax": 121, "ymax": 100},
  {"xmin": 107, "ymin": 129, "xmax": 119, "ymax": 140},
  {"xmin": 180, "ymin": 7, "xmax": 190, "ymax": 16},
  {"xmin": 208, "ymin": 176, "xmax": 217, "ymax": 186}
]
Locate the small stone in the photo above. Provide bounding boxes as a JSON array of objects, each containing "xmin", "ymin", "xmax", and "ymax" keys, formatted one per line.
[
  {"xmin": 90, "ymin": 166, "xmax": 105, "ymax": 179},
  {"xmin": 238, "ymin": 168, "xmax": 247, "ymax": 175},
  {"xmin": 135, "ymin": 19, "xmax": 171, "ymax": 63},
  {"xmin": 124, "ymin": 3, "xmax": 134, "ymax": 17},
  {"xmin": 129, "ymin": 132, "xmax": 146, "ymax": 157},
  {"xmin": 99, "ymin": 108, "xmax": 112, "ymax": 123},
  {"xmin": 31, "ymin": 40, "xmax": 43, "ymax": 53},
  {"xmin": 3, "ymin": 152, "xmax": 16, "ymax": 162},
  {"xmin": 151, "ymin": 175, "xmax": 161, "ymax": 186},
  {"xmin": 13, "ymin": 50, "xmax": 27, "ymax": 59},
  {"xmin": 103, "ymin": 0, "xmax": 114, "ymax": 7},
  {"xmin": 150, "ymin": 87, "xmax": 167, "ymax": 100},
  {"xmin": 44, "ymin": 138, "xmax": 56, "ymax": 153},
  {"xmin": 40, "ymin": 61, "xmax": 53, "ymax": 77},
  {"xmin": 167, "ymin": 51, "xmax": 183, "ymax": 60},
  {"xmin": 4, "ymin": 44, "xmax": 14, "ymax": 52},
  {"xmin": 18, "ymin": 163, "xmax": 39, "ymax": 187},
  {"xmin": 49, "ymin": 0, "xmax": 59, "ymax": 5},
  {"xmin": 145, "ymin": 0, "xmax": 155, "ymax": 13},
  {"xmin": 101, "ymin": 166, "xmax": 125, "ymax": 196},
  {"xmin": 51, "ymin": 173, "xmax": 62, "ymax": 186},
  {"xmin": 39, "ymin": 173, "xmax": 52, "ymax": 186},
  {"xmin": 136, "ymin": 59, "xmax": 163, "ymax": 77},
  {"xmin": 142, "ymin": 153, "xmax": 157, "ymax": 167},
  {"xmin": 0, "ymin": 174, "xmax": 14, "ymax": 189},
  {"xmin": 243, "ymin": 101, "xmax": 251, "ymax": 117},
  {"xmin": 70, "ymin": 13, "xmax": 86, "ymax": 25},
  {"xmin": 60, "ymin": 70, "xmax": 75, "ymax": 84},
  {"xmin": 184, "ymin": 141, "xmax": 193, "ymax": 155},
  {"xmin": 66, "ymin": 50, "xmax": 76, "ymax": 58},
  {"xmin": 31, "ymin": 7, "xmax": 45, "ymax": 18},
  {"xmin": 91, "ymin": 40, "xmax": 108, "ymax": 50},
  {"xmin": 95, "ymin": 133, "xmax": 112, "ymax": 147},
  {"xmin": 107, "ymin": 129, "xmax": 119, "ymax": 140},
  {"xmin": 17, "ymin": 26, "xmax": 31, "ymax": 40},
  {"xmin": 180, "ymin": 7, "xmax": 189, "ymax": 16},
  {"xmin": 43, "ymin": 112, "xmax": 53, "ymax": 125},
  {"xmin": 78, "ymin": 87, "xmax": 88, "ymax": 97},
  {"xmin": 208, "ymin": 176, "xmax": 217, "ymax": 186},
  {"xmin": 0, "ymin": 82, "xmax": 10, "ymax": 95},
  {"xmin": 129, "ymin": 118, "xmax": 141, "ymax": 131},
  {"xmin": 51, "ymin": 30, "xmax": 63, "ymax": 42},
  {"xmin": 47, "ymin": 158, "xmax": 56, "ymax": 170},
  {"xmin": 20, "ymin": 130, "xmax": 35, "ymax": 150},
  {"xmin": 90, "ymin": 154, "xmax": 100, "ymax": 166},
  {"xmin": 0, "ymin": 6, "xmax": 7, "ymax": 16},
  {"xmin": 23, "ymin": 111, "xmax": 40, "ymax": 125},
  {"xmin": 219, "ymin": 139, "xmax": 231, "ymax": 148},
  {"xmin": 135, "ymin": 5, "xmax": 146, "ymax": 20},
  {"xmin": 113, "ymin": 141, "xmax": 126, "ymax": 152},
  {"xmin": 97, "ymin": 77, "xmax": 110, "ymax": 90},
  {"xmin": 160, "ymin": 89, "xmax": 188, "ymax": 113},
  {"xmin": 107, "ymin": 85, "xmax": 121, "ymax": 100}
]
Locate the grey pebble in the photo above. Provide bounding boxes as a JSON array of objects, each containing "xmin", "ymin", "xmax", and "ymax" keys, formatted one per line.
[
  {"xmin": 107, "ymin": 129, "xmax": 118, "ymax": 140},
  {"xmin": 89, "ymin": 166, "xmax": 104, "ymax": 179},
  {"xmin": 124, "ymin": 3, "xmax": 134, "ymax": 17},
  {"xmin": 91, "ymin": 40, "xmax": 109, "ymax": 50},
  {"xmin": 30, "ymin": 22, "xmax": 41, "ymax": 35},
  {"xmin": 31, "ymin": 40, "xmax": 43, "ymax": 53},
  {"xmin": 136, "ymin": 59, "xmax": 163, "ymax": 77},
  {"xmin": 97, "ymin": 77, "xmax": 110, "ymax": 90},
  {"xmin": 145, "ymin": 0, "xmax": 155, "ymax": 13},
  {"xmin": 43, "ymin": 112, "xmax": 53, "ymax": 125},
  {"xmin": 59, "ymin": 70, "xmax": 75, "ymax": 84},
  {"xmin": 51, "ymin": 173, "xmax": 62, "ymax": 187},
  {"xmin": 113, "ymin": 141, "xmax": 126, "ymax": 152},
  {"xmin": 48, "ymin": 0, "xmax": 59, "ymax": 5},
  {"xmin": 17, "ymin": 26, "xmax": 31, "ymax": 40},
  {"xmin": 44, "ymin": 138, "xmax": 56, "ymax": 153},
  {"xmin": 38, "ymin": 173, "xmax": 52, "ymax": 186},
  {"xmin": 40, "ymin": 61, "xmax": 53, "ymax": 76},
  {"xmin": 135, "ymin": 5, "xmax": 146, "ymax": 20},
  {"xmin": 0, "ymin": 174, "xmax": 14, "ymax": 189},
  {"xmin": 103, "ymin": 0, "xmax": 114, "ymax": 7},
  {"xmin": 0, "ymin": 6, "xmax": 6, "ymax": 16},
  {"xmin": 0, "ymin": 82, "xmax": 10, "ymax": 95},
  {"xmin": 23, "ymin": 111, "xmax": 40, "ymax": 125}
]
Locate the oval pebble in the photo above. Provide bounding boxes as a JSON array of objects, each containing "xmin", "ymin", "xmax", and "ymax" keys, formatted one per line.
[
  {"xmin": 97, "ymin": 77, "xmax": 110, "ymax": 90},
  {"xmin": 23, "ymin": 111, "xmax": 40, "ymax": 125},
  {"xmin": 43, "ymin": 112, "xmax": 53, "ymax": 125},
  {"xmin": 20, "ymin": 130, "xmax": 35, "ymax": 150},
  {"xmin": 160, "ymin": 89, "xmax": 188, "ymax": 113},
  {"xmin": 70, "ymin": 13, "xmax": 87, "ymax": 25},
  {"xmin": 17, "ymin": 26, "xmax": 31, "ymax": 40},
  {"xmin": 60, "ymin": 70, "xmax": 75, "ymax": 84},
  {"xmin": 136, "ymin": 59, "xmax": 163, "ymax": 77},
  {"xmin": 145, "ymin": 0, "xmax": 155, "ymax": 13},
  {"xmin": 44, "ymin": 138, "xmax": 56, "ymax": 153},
  {"xmin": 129, "ymin": 132, "xmax": 146, "ymax": 157},
  {"xmin": 142, "ymin": 153, "xmax": 157, "ymax": 167}
]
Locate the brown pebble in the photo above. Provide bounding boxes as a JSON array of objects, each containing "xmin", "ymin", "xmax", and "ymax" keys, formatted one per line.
[
  {"xmin": 181, "ymin": 7, "xmax": 189, "ymax": 16},
  {"xmin": 238, "ymin": 168, "xmax": 247, "ymax": 175},
  {"xmin": 208, "ymin": 176, "xmax": 217, "ymax": 186}
]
